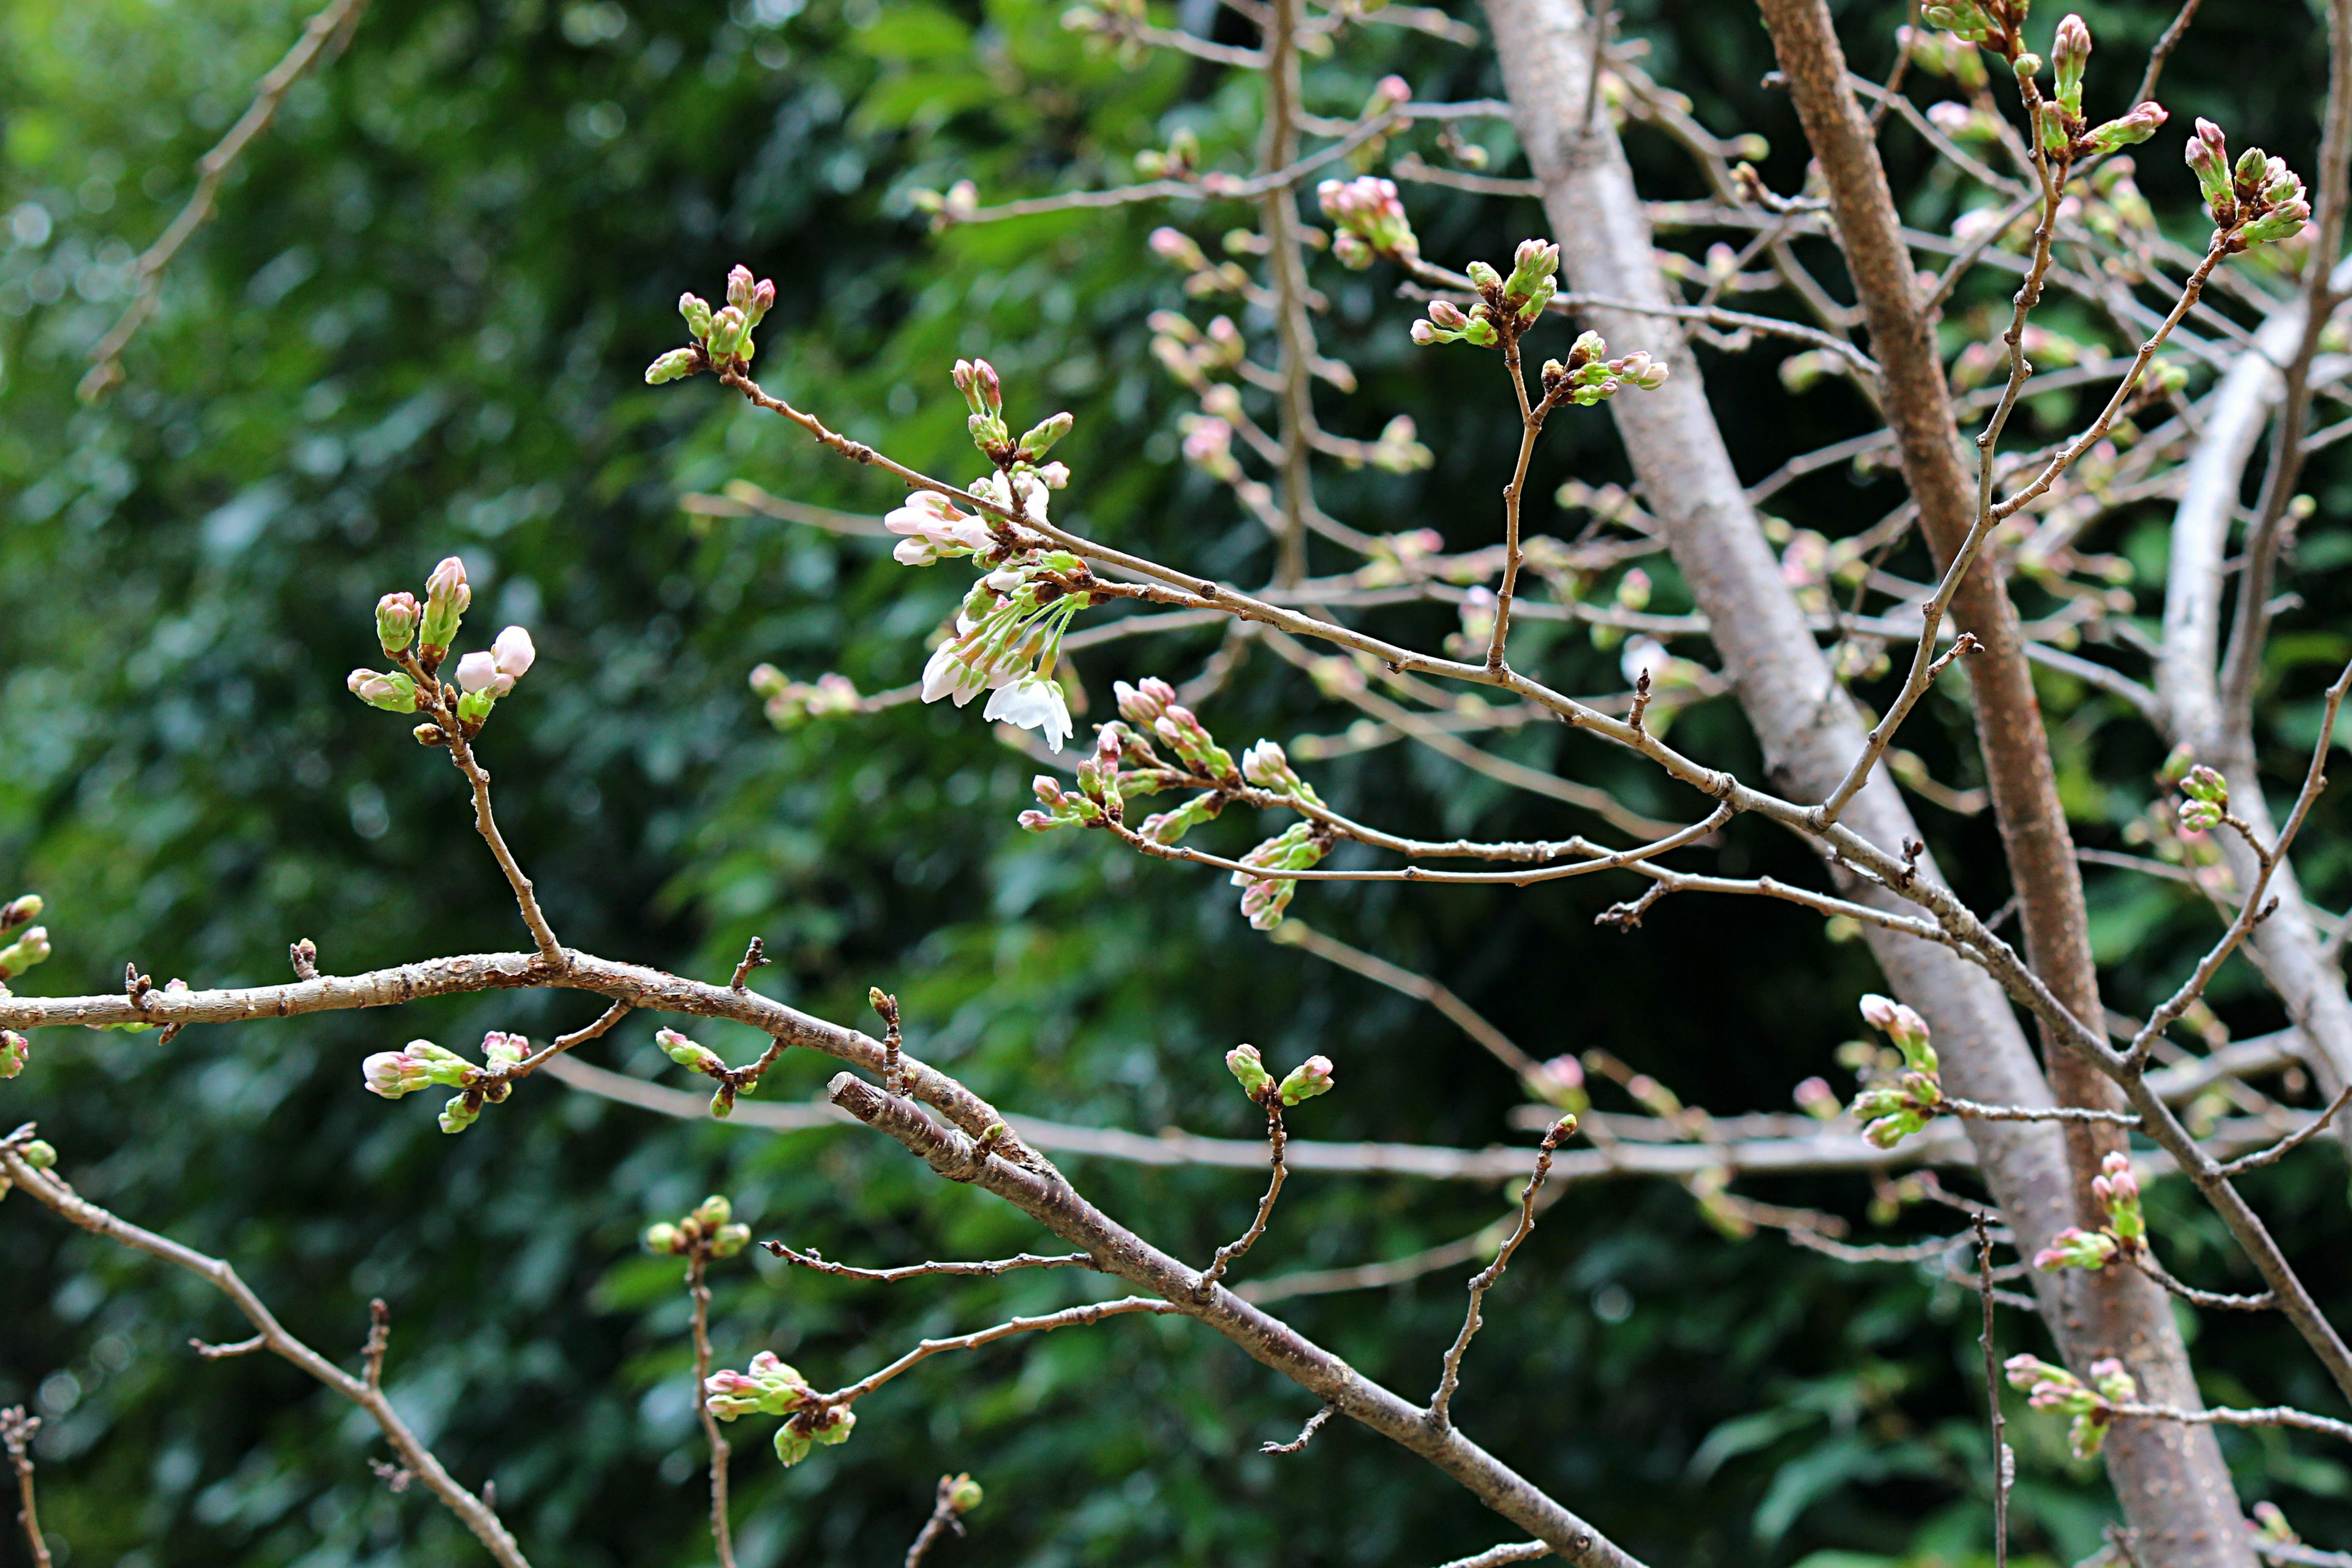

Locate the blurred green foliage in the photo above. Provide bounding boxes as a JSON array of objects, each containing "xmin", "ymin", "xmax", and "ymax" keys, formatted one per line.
[{"xmin": 4, "ymin": 1, "xmax": 2351, "ymax": 1566}]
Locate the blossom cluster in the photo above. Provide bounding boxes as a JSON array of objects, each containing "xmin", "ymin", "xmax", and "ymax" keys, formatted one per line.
[
  {"xmin": 704, "ymin": 1350, "xmax": 856, "ymax": 1466},
  {"xmin": 748, "ymin": 666, "xmax": 862, "ymax": 730},
  {"xmin": 1317, "ymin": 175, "xmax": 1419, "ymax": 270},
  {"xmin": 348, "ymin": 557, "xmax": 537, "ymax": 732},
  {"xmin": 2032, "ymin": 1150, "xmax": 2146, "ymax": 1272},
  {"xmin": 642, "ymin": 1193, "xmax": 752, "ymax": 1260},
  {"xmin": 1845, "ymin": 993, "xmax": 1945, "ymax": 1148},
  {"xmin": 2176, "ymin": 762, "xmax": 2230, "ymax": 833},
  {"xmin": 1411, "ymin": 240, "xmax": 1562, "ymax": 347},
  {"xmin": 646, "ymin": 264, "xmax": 776, "ymax": 383},
  {"xmin": 2185, "ymin": 119, "xmax": 2311, "ymax": 250},
  {"xmin": 1224, "ymin": 1044, "xmax": 1338, "ymax": 1106},
  {"xmin": 360, "ymin": 1031, "xmax": 529, "ymax": 1134},
  {"xmin": 2004, "ymin": 1352, "xmax": 2139, "ymax": 1458}
]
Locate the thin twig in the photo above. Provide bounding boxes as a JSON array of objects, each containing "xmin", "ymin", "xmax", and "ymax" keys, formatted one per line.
[
  {"xmin": 1, "ymin": 1407, "xmax": 51, "ymax": 1568},
  {"xmin": 2214, "ymin": 1080, "xmax": 2352, "ymax": 1177},
  {"xmin": 1437, "ymin": 1545, "xmax": 1551, "ymax": 1568},
  {"xmin": 1428, "ymin": 1117, "xmax": 1574, "ymax": 1428},
  {"xmin": 766, "ymin": 1243, "xmax": 1094, "ymax": 1281},
  {"xmin": 2108, "ymin": 1401, "xmax": 2352, "ymax": 1446},
  {"xmin": 688, "ymin": 1252, "xmax": 737, "ymax": 1568},
  {"xmin": 362, "ymin": 1298, "xmax": 390, "ymax": 1390},
  {"xmin": 2128, "ymin": 1250, "xmax": 2277, "ymax": 1311},
  {"xmin": 1262, "ymin": 1403, "xmax": 1338, "ymax": 1455},
  {"xmin": 903, "ymin": 1474, "xmax": 970, "ymax": 1568},
  {"xmin": 815, "ymin": 1298, "xmax": 1180, "ymax": 1410},
  {"xmin": 1976, "ymin": 1215, "xmax": 2010, "ymax": 1568},
  {"xmin": 1196, "ymin": 1101, "xmax": 1289, "ymax": 1295},
  {"xmin": 80, "ymin": 0, "xmax": 371, "ymax": 401}
]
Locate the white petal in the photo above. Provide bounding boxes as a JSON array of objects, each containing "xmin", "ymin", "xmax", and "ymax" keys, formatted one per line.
[{"xmin": 921, "ymin": 643, "xmax": 964, "ymax": 704}]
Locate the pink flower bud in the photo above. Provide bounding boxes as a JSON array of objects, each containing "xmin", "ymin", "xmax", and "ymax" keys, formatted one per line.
[{"xmin": 454, "ymin": 650, "xmax": 503, "ymax": 695}]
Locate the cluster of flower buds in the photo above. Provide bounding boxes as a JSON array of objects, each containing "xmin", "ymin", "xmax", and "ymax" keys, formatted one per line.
[
  {"xmin": 2025, "ymin": 14, "xmax": 2170, "ymax": 159},
  {"xmin": 906, "ymin": 179, "xmax": 982, "ymax": 227},
  {"xmin": 748, "ymin": 666, "xmax": 863, "ymax": 729},
  {"xmin": 0, "ymin": 1137, "xmax": 58, "ymax": 1202},
  {"xmin": 1224, "ymin": 1044, "xmax": 1337, "ymax": 1107},
  {"xmin": 2034, "ymin": 1224, "xmax": 2119, "ymax": 1271},
  {"xmin": 0, "ymin": 1030, "xmax": 26, "ymax": 1080},
  {"xmin": 1150, "ymin": 311, "xmax": 1247, "ymax": 392},
  {"xmin": 943, "ymin": 1474, "xmax": 985, "ymax": 1517},
  {"xmin": 704, "ymin": 1350, "xmax": 857, "ymax": 1465},
  {"xmin": 1178, "ymin": 414, "xmax": 1242, "ymax": 482},
  {"xmin": 2004, "ymin": 1353, "xmax": 2138, "ymax": 1458},
  {"xmin": 649, "ymin": 265, "xmax": 777, "ymax": 383},
  {"xmin": 2176, "ymin": 761, "xmax": 2230, "ymax": 833},
  {"xmin": 1148, "ymin": 227, "xmax": 1252, "ymax": 297},
  {"xmin": 1540, "ymin": 331, "xmax": 1670, "ymax": 408},
  {"xmin": 884, "ymin": 491, "xmax": 997, "ymax": 568},
  {"xmin": 351, "ymin": 558, "xmax": 539, "ymax": 733},
  {"xmin": 2186, "ymin": 121, "xmax": 2311, "ymax": 250},
  {"xmin": 1918, "ymin": 0, "xmax": 2013, "ymax": 46},
  {"xmin": 1120, "ymin": 678, "xmax": 1233, "ymax": 779},
  {"xmin": 0, "ymin": 894, "xmax": 48, "ymax": 990},
  {"xmin": 954, "ymin": 357, "xmax": 1076, "ymax": 477},
  {"xmin": 1412, "ymin": 241, "xmax": 1561, "ymax": 345},
  {"xmin": 657, "ymin": 1026, "xmax": 772, "ymax": 1118},
  {"xmin": 642, "ymin": 1193, "xmax": 752, "ymax": 1260},
  {"xmin": 1899, "ymin": 24, "xmax": 1989, "ymax": 88},
  {"xmin": 1232, "ymin": 822, "xmax": 1330, "ymax": 930},
  {"xmin": 1316, "ymin": 176, "xmax": 1419, "ymax": 269},
  {"xmin": 1240, "ymin": 739, "xmax": 1321, "ymax": 805},
  {"xmin": 1132, "ymin": 126, "xmax": 1201, "ymax": 180},
  {"xmin": 1847, "ymin": 994, "xmax": 1945, "ymax": 1147},
  {"xmin": 361, "ymin": 1031, "xmax": 526, "ymax": 1134},
  {"xmin": 2033, "ymin": 1150, "xmax": 2145, "ymax": 1270},
  {"xmin": 1357, "ymin": 415, "xmax": 1433, "ymax": 474}
]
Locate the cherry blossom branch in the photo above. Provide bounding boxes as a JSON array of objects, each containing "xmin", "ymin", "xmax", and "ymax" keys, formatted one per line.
[
  {"xmin": 80, "ymin": 0, "xmax": 371, "ymax": 402},
  {"xmin": 0, "ymin": 1133, "xmax": 530, "ymax": 1568},
  {"xmin": 817, "ymin": 1073, "xmax": 1645, "ymax": 1567}
]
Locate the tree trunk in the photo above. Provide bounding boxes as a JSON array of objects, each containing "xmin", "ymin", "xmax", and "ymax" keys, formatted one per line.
[{"xmin": 1478, "ymin": 0, "xmax": 2251, "ymax": 1559}]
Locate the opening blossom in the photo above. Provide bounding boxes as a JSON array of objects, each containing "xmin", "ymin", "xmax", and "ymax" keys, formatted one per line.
[{"xmin": 455, "ymin": 626, "xmax": 537, "ymax": 698}]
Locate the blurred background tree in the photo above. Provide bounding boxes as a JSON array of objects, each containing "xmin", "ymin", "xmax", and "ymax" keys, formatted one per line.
[{"xmin": 2, "ymin": 1, "xmax": 2349, "ymax": 1565}]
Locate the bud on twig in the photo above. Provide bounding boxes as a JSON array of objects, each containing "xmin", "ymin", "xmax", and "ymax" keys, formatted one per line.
[
  {"xmin": 1276, "ymin": 1054, "xmax": 1336, "ymax": 1106},
  {"xmin": 375, "ymin": 593, "xmax": 420, "ymax": 658},
  {"xmin": 1226, "ymin": 1044, "xmax": 1275, "ymax": 1099},
  {"xmin": 420, "ymin": 556, "xmax": 471, "ymax": 665}
]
